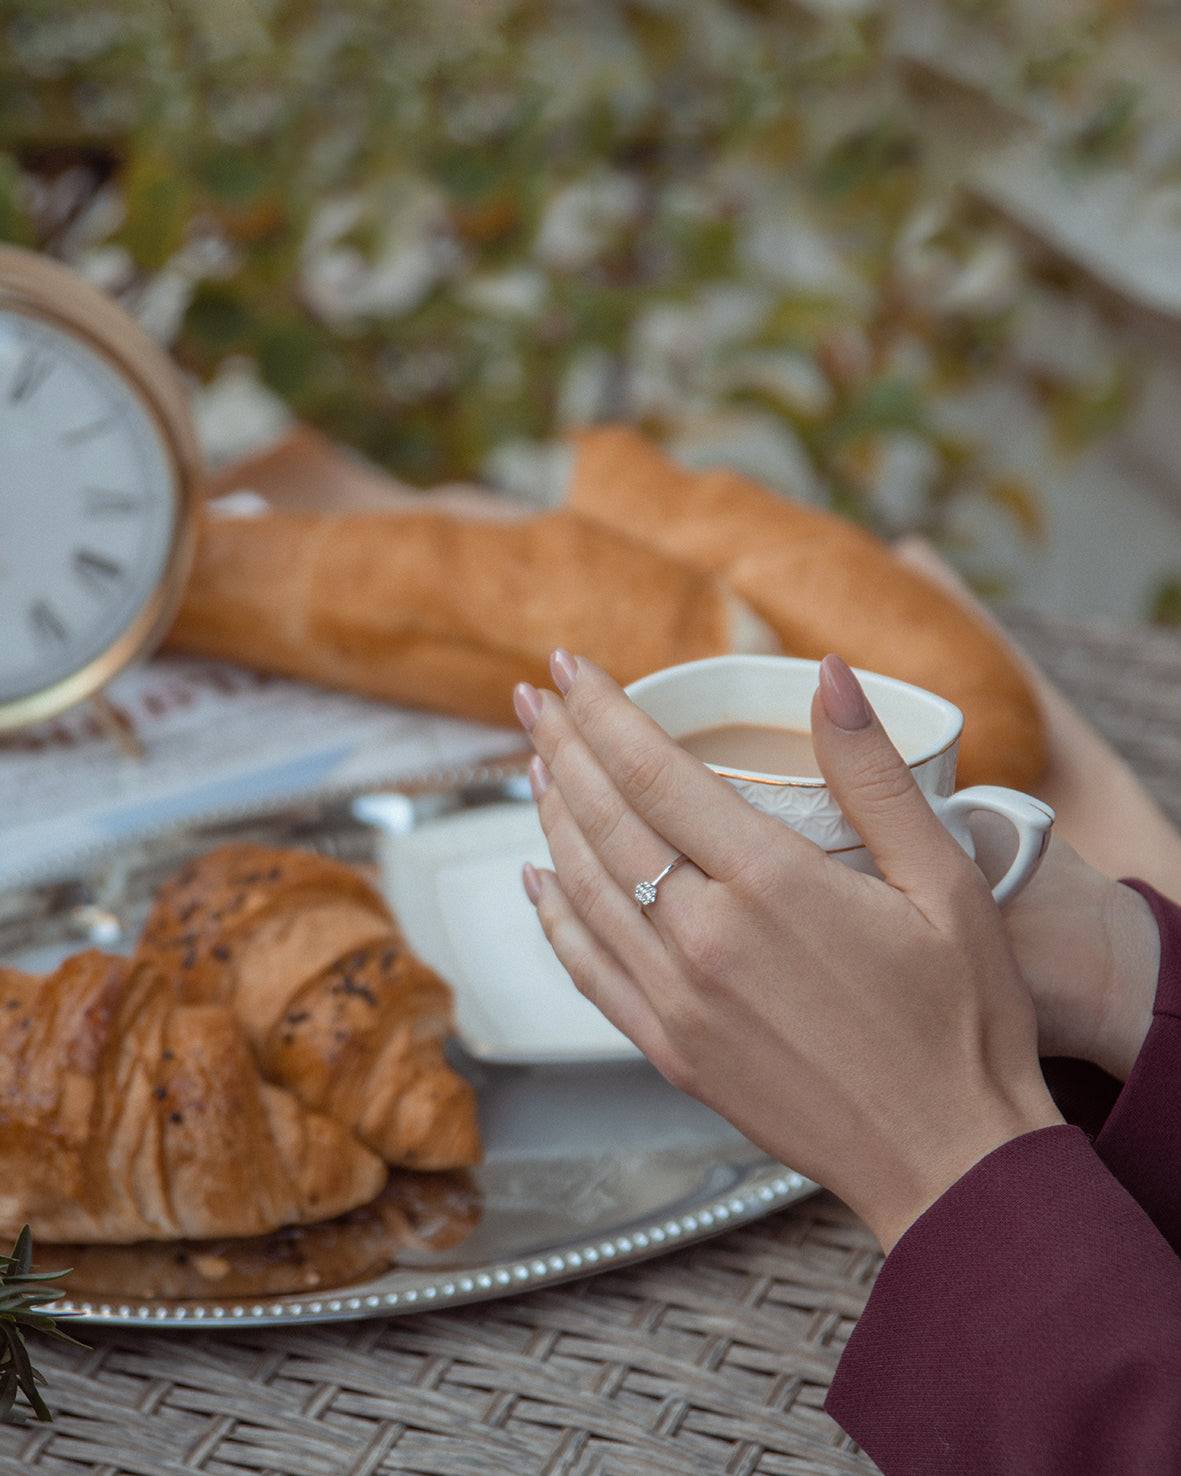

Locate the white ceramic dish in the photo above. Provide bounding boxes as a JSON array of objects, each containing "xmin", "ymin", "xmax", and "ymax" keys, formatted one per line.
[{"xmin": 375, "ymin": 798, "xmax": 642, "ymax": 1065}]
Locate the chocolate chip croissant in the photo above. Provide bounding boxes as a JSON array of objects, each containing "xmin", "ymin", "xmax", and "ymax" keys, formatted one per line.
[
  {"xmin": 0, "ymin": 952, "xmax": 387, "ymax": 1244},
  {"xmin": 135, "ymin": 843, "xmax": 480, "ymax": 1171}
]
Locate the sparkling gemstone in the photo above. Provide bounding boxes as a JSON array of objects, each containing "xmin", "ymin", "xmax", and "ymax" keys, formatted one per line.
[{"xmin": 634, "ymin": 880, "xmax": 658, "ymax": 906}]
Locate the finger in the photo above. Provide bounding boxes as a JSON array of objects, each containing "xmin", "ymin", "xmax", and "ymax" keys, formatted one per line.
[
  {"xmin": 811, "ymin": 654, "xmax": 970, "ymax": 901},
  {"xmin": 524, "ymin": 864, "xmax": 666, "ymax": 1055},
  {"xmin": 531, "ymin": 758, "xmax": 673, "ymax": 979},
  {"xmin": 527, "ymin": 700, "xmax": 709, "ymax": 924},
  {"xmin": 538, "ymin": 652, "xmax": 813, "ymax": 885}
]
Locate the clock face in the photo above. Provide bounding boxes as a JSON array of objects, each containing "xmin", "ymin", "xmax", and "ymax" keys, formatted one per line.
[{"xmin": 0, "ymin": 307, "xmax": 179, "ymax": 708}]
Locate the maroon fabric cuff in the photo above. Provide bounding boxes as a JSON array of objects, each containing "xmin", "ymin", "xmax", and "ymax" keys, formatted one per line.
[
  {"xmin": 825, "ymin": 1124, "xmax": 1181, "ymax": 1474},
  {"xmin": 1118, "ymin": 879, "xmax": 1181, "ymax": 1016},
  {"xmin": 1092, "ymin": 881, "xmax": 1181, "ymax": 1251}
]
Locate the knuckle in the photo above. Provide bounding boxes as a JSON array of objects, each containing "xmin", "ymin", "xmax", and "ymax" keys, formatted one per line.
[
  {"xmin": 561, "ymin": 858, "xmax": 607, "ymax": 924},
  {"xmin": 853, "ymin": 759, "xmax": 916, "ymax": 811},
  {"xmin": 615, "ymin": 740, "xmax": 673, "ymax": 812},
  {"xmin": 553, "ymin": 936, "xmax": 604, "ymax": 1004},
  {"xmin": 564, "ymin": 670, "xmax": 614, "ymax": 728},
  {"xmin": 563, "ymin": 670, "xmax": 625, "ymax": 743},
  {"xmin": 555, "ymin": 850, "xmax": 617, "ymax": 926},
  {"xmin": 729, "ymin": 842, "xmax": 796, "ymax": 902},
  {"xmin": 529, "ymin": 688, "xmax": 560, "ymax": 747},
  {"xmin": 535, "ymin": 777, "xmax": 560, "ymax": 828},
  {"xmin": 675, "ymin": 909, "xmax": 736, "ymax": 982},
  {"xmin": 535, "ymin": 894, "xmax": 597, "ymax": 994},
  {"xmin": 560, "ymin": 949, "xmax": 598, "ymax": 1001},
  {"xmin": 580, "ymin": 791, "xmax": 626, "ymax": 854},
  {"xmin": 541, "ymin": 719, "xmax": 576, "ymax": 775}
]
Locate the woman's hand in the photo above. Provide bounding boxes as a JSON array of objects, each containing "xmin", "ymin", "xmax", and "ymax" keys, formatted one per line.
[
  {"xmin": 894, "ymin": 538, "xmax": 1173, "ymax": 1080},
  {"xmin": 1001, "ymin": 839, "xmax": 1158, "ymax": 1080},
  {"xmin": 513, "ymin": 650, "xmax": 1062, "ymax": 1252}
]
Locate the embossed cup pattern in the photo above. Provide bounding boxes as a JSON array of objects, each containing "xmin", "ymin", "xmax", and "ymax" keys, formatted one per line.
[
  {"xmin": 626, "ymin": 656, "xmax": 1051, "ymax": 902},
  {"xmin": 721, "ymin": 742, "xmax": 959, "ymax": 856}
]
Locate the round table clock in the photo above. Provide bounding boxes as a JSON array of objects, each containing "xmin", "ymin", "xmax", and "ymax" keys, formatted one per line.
[{"xmin": 0, "ymin": 245, "xmax": 201, "ymax": 734}]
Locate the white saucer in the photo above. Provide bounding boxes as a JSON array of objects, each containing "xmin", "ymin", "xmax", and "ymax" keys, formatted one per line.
[{"xmin": 375, "ymin": 800, "xmax": 642, "ymax": 1065}]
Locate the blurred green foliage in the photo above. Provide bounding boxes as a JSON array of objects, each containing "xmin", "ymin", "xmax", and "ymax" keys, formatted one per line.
[{"xmin": 0, "ymin": 0, "xmax": 1173, "ymax": 613}]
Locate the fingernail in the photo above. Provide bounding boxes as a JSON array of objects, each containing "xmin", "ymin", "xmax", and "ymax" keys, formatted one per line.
[
  {"xmin": 522, "ymin": 862, "xmax": 541, "ymax": 905},
  {"xmin": 528, "ymin": 753, "xmax": 550, "ymax": 800},
  {"xmin": 513, "ymin": 681, "xmax": 541, "ymax": 731},
  {"xmin": 550, "ymin": 648, "xmax": 578, "ymax": 695},
  {"xmin": 819, "ymin": 654, "xmax": 871, "ymax": 731}
]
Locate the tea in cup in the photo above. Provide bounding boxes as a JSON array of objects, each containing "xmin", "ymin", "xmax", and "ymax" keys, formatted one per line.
[{"xmin": 626, "ymin": 655, "xmax": 1052, "ymax": 904}]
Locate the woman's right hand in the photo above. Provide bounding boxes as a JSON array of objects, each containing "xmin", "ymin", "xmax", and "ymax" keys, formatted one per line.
[
  {"xmin": 1002, "ymin": 839, "xmax": 1159, "ymax": 1080},
  {"xmin": 894, "ymin": 537, "xmax": 1178, "ymax": 1081}
]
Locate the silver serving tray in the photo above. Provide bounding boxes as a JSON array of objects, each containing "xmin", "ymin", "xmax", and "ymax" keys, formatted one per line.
[{"xmin": 0, "ymin": 769, "xmax": 816, "ymax": 1330}]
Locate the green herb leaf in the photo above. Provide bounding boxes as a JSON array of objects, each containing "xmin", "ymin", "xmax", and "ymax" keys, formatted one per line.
[
  {"xmin": 0, "ymin": 1227, "xmax": 80, "ymax": 1425},
  {"xmin": 11, "ymin": 1229, "xmax": 31, "ymax": 1280}
]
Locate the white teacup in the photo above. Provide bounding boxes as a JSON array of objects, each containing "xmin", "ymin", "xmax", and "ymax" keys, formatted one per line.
[{"xmin": 625, "ymin": 654, "xmax": 1053, "ymax": 905}]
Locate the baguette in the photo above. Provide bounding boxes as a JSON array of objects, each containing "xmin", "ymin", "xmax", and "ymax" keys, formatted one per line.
[
  {"xmin": 566, "ymin": 427, "xmax": 1046, "ymax": 788},
  {"xmin": 167, "ymin": 431, "xmax": 777, "ymax": 726}
]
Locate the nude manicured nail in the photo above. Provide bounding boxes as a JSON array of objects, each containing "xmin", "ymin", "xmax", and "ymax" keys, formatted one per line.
[
  {"xmin": 818, "ymin": 654, "xmax": 871, "ymax": 731},
  {"xmin": 513, "ymin": 681, "xmax": 541, "ymax": 731},
  {"xmin": 522, "ymin": 862, "xmax": 541, "ymax": 905},
  {"xmin": 529, "ymin": 753, "xmax": 550, "ymax": 800},
  {"xmin": 550, "ymin": 648, "xmax": 578, "ymax": 695}
]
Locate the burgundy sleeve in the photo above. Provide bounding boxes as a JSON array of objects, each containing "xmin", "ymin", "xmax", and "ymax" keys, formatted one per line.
[
  {"xmin": 825, "ymin": 1125, "xmax": 1181, "ymax": 1474},
  {"xmin": 1091, "ymin": 881, "xmax": 1181, "ymax": 1251},
  {"xmin": 826, "ymin": 883, "xmax": 1181, "ymax": 1473}
]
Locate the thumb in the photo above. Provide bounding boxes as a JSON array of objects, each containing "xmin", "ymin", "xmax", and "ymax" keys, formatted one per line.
[{"xmin": 811, "ymin": 654, "xmax": 963, "ymax": 897}]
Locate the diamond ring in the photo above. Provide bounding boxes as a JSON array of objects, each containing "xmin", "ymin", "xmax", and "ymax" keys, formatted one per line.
[{"xmin": 634, "ymin": 853, "xmax": 688, "ymax": 910}]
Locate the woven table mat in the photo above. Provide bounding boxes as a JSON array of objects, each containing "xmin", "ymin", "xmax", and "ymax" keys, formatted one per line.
[{"xmin": 2, "ymin": 611, "xmax": 1178, "ymax": 1476}]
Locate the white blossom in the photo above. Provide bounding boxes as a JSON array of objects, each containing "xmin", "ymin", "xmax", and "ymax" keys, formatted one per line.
[
  {"xmin": 535, "ymin": 172, "xmax": 642, "ymax": 271},
  {"xmin": 192, "ymin": 359, "xmax": 293, "ymax": 467},
  {"xmin": 669, "ymin": 411, "xmax": 826, "ymax": 502},
  {"xmin": 482, "ymin": 438, "xmax": 575, "ymax": 506},
  {"xmin": 461, "ymin": 269, "xmax": 548, "ymax": 319}
]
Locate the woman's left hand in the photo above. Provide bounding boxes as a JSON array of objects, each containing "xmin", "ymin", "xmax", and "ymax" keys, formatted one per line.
[{"xmin": 513, "ymin": 650, "xmax": 1062, "ymax": 1252}]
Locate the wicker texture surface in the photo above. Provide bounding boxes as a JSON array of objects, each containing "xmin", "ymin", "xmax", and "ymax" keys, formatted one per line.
[{"xmin": 2, "ymin": 611, "xmax": 1179, "ymax": 1476}]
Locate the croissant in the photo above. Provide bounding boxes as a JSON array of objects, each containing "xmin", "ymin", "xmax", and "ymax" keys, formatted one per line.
[
  {"xmin": 43, "ymin": 1171, "xmax": 480, "ymax": 1301},
  {"xmin": 567, "ymin": 427, "xmax": 1047, "ymax": 790},
  {"xmin": 0, "ymin": 953, "xmax": 386, "ymax": 1244},
  {"xmin": 135, "ymin": 844, "xmax": 480, "ymax": 1171}
]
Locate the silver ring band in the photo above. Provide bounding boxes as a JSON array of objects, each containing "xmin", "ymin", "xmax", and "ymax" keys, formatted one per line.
[{"xmin": 634, "ymin": 853, "xmax": 688, "ymax": 910}]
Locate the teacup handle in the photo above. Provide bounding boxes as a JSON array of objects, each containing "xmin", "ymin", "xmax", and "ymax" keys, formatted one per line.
[{"xmin": 932, "ymin": 785, "xmax": 1055, "ymax": 906}]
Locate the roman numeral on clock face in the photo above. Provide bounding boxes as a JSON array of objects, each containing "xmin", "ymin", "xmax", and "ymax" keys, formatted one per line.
[
  {"xmin": 85, "ymin": 490, "xmax": 141, "ymax": 516},
  {"xmin": 73, "ymin": 547, "xmax": 124, "ymax": 597},
  {"xmin": 61, "ymin": 415, "xmax": 116, "ymax": 446},
  {"xmin": 8, "ymin": 346, "xmax": 53, "ymax": 404},
  {"xmin": 29, "ymin": 599, "xmax": 68, "ymax": 645}
]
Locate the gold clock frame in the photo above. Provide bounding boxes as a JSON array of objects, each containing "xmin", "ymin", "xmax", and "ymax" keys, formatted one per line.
[{"xmin": 0, "ymin": 246, "xmax": 202, "ymax": 733}]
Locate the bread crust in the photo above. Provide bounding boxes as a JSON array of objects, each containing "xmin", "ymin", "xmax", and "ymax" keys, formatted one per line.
[
  {"xmin": 567, "ymin": 427, "xmax": 1046, "ymax": 789},
  {"xmin": 168, "ymin": 479, "xmax": 770, "ymax": 724},
  {"xmin": 0, "ymin": 954, "xmax": 386, "ymax": 1244},
  {"xmin": 136, "ymin": 844, "xmax": 481, "ymax": 1170}
]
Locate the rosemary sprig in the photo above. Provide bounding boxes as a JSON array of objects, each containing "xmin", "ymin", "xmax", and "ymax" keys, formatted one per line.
[{"xmin": 0, "ymin": 1227, "xmax": 85, "ymax": 1424}]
